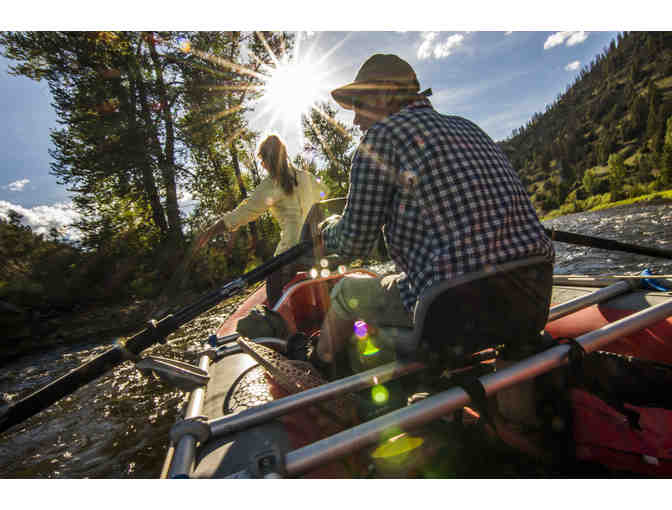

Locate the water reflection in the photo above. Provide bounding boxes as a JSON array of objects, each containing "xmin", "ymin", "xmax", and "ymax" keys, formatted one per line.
[{"xmin": 546, "ymin": 202, "xmax": 672, "ymax": 277}]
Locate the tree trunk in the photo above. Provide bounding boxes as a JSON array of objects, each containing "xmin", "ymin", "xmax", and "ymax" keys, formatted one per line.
[
  {"xmin": 147, "ymin": 33, "xmax": 183, "ymax": 247},
  {"xmin": 124, "ymin": 49, "xmax": 168, "ymax": 235}
]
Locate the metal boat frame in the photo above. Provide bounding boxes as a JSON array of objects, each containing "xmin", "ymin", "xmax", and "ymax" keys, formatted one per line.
[{"xmin": 161, "ymin": 276, "xmax": 672, "ymax": 478}]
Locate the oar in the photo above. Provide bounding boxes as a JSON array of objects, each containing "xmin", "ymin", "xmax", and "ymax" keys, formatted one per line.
[
  {"xmin": 0, "ymin": 240, "xmax": 313, "ymax": 435},
  {"xmin": 544, "ymin": 228, "xmax": 672, "ymax": 260}
]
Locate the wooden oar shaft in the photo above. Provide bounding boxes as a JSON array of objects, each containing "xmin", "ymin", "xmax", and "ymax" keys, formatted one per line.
[{"xmin": 545, "ymin": 228, "xmax": 672, "ymax": 260}]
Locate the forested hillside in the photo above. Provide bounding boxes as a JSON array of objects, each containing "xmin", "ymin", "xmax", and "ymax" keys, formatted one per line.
[{"xmin": 500, "ymin": 31, "xmax": 672, "ymax": 216}]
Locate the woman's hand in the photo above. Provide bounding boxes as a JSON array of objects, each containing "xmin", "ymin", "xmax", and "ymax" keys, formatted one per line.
[
  {"xmin": 191, "ymin": 220, "xmax": 227, "ymax": 254},
  {"xmin": 192, "ymin": 230, "xmax": 212, "ymax": 253}
]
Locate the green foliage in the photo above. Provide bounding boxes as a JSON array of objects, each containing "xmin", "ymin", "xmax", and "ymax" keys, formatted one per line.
[
  {"xmin": 646, "ymin": 81, "xmax": 663, "ymax": 139},
  {"xmin": 582, "ymin": 168, "xmax": 599, "ymax": 194},
  {"xmin": 608, "ymin": 153, "xmax": 628, "ymax": 201},
  {"xmin": 501, "ymin": 31, "xmax": 672, "ymax": 216},
  {"xmin": 0, "ymin": 213, "xmax": 84, "ymax": 308},
  {"xmin": 661, "ymin": 116, "xmax": 672, "ymax": 186},
  {"xmin": 0, "ymin": 30, "xmax": 302, "ymax": 306},
  {"xmin": 301, "ymin": 101, "xmax": 359, "ymax": 197}
]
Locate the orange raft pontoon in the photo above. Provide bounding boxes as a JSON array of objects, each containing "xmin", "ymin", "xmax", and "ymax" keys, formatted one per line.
[{"xmin": 161, "ymin": 269, "xmax": 672, "ymax": 478}]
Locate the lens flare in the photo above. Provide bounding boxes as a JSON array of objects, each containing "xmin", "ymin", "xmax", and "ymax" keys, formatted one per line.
[
  {"xmin": 353, "ymin": 320, "xmax": 368, "ymax": 338},
  {"xmin": 320, "ymin": 268, "xmax": 330, "ymax": 278},
  {"xmin": 337, "ymin": 265, "xmax": 347, "ymax": 274},
  {"xmin": 371, "ymin": 434, "xmax": 424, "ymax": 460},
  {"xmin": 360, "ymin": 338, "xmax": 381, "ymax": 356},
  {"xmin": 371, "ymin": 384, "xmax": 389, "ymax": 405},
  {"xmin": 309, "ymin": 268, "xmax": 318, "ymax": 279},
  {"xmin": 320, "ymin": 258, "xmax": 329, "ymax": 268}
]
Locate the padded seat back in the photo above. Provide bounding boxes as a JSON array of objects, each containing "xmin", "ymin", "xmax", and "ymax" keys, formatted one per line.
[{"xmin": 379, "ymin": 256, "xmax": 550, "ymax": 367}]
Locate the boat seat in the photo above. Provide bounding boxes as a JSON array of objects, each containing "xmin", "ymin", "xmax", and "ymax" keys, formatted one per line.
[{"xmin": 376, "ymin": 256, "xmax": 551, "ymax": 370}]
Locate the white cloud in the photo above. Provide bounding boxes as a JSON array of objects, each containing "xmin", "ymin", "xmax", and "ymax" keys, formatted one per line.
[
  {"xmin": 544, "ymin": 32, "xmax": 569, "ymax": 49},
  {"xmin": 417, "ymin": 32, "xmax": 465, "ymax": 60},
  {"xmin": 433, "ymin": 34, "xmax": 465, "ymax": 58},
  {"xmin": 565, "ymin": 60, "xmax": 581, "ymax": 71},
  {"xmin": 0, "ymin": 200, "xmax": 82, "ymax": 241},
  {"xmin": 3, "ymin": 179, "xmax": 31, "ymax": 192},
  {"xmin": 544, "ymin": 31, "xmax": 589, "ymax": 50},
  {"xmin": 566, "ymin": 31, "xmax": 588, "ymax": 46},
  {"xmin": 417, "ymin": 32, "xmax": 438, "ymax": 60}
]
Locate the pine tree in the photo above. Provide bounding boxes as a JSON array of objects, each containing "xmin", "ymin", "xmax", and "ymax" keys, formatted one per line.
[
  {"xmin": 646, "ymin": 81, "xmax": 662, "ymax": 140},
  {"xmin": 1, "ymin": 30, "xmax": 296, "ymax": 286},
  {"xmin": 301, "ymin": 101, "xmax": 359, "ymax": 197},
  {"xmin": 608, "ymin": 153, "xmax": 627, "ymax": 201},
  {"xmin": 637, "ymin": 153, "xmax": 653, "ymax": 183},
  {"xmin": 661, "ymin": 116, "xmax": 672, "ymax": 187},
  {"xmin": 0, "ymin": 32, "xmax": 185, "ymax": 254}
]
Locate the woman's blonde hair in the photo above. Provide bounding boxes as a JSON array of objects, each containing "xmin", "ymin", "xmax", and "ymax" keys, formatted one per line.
[{"xmin": 257, "ymin": 134, "xmax": 298, "ymax": 195}]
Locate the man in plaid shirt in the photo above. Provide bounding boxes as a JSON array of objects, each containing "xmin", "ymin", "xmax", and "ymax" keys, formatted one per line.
[{"xmin": 312, "ymin": 54, "xmax": 555, "ymax": 368}]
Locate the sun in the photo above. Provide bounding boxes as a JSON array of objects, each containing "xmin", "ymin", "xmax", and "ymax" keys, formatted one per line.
[{"xmin": 259, "ymin": 52, "xmax": 332, "ymax": 128}]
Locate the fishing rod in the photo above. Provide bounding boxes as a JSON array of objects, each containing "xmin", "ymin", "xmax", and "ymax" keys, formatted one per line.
[
  {"xmin": 545, "ymin": 228, "xmax": 672, "ymax": 260},
  {"xmin": 0, "ymin": 240, "xmax": 314, "ymax": 435}
]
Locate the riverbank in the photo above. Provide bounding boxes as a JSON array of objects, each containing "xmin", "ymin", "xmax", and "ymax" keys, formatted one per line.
[
  {"xmin": 0, "ymin": 288, "xmax": 211, "ymax": 364},
  {"xmin": 542, "ymin": 189, "xmax": 672, "ymax": 221}
]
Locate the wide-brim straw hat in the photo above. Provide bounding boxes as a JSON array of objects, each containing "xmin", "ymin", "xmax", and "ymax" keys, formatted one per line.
[{"xmin": 331, "ymin": 54, "xmax": 420, "ymax": 110}]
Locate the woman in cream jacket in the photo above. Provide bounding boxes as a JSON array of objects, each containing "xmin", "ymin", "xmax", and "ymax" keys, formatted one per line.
[{"xmin": 195, "ymin": 134, "xmax": 326, "ymax": 304}]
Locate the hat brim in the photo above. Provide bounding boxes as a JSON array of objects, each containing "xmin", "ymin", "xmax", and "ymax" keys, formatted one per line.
[{"xmin": 331, "ymin": 82, "xmax": 418, "ymax": 110}]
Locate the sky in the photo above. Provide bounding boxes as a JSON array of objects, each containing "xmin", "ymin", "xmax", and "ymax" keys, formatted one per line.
[{"xmin": 0, "ymin": 1, "xmax": 667, "ymax": 240}]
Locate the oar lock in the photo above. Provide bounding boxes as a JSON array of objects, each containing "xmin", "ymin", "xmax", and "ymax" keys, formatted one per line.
[
  {"xmin": 135, "ymin": 356, "xmax": 210, "ymax": 392},
  {"xmin": 121, "ymin": 315, "xmax": 214, "ymax": 393}
]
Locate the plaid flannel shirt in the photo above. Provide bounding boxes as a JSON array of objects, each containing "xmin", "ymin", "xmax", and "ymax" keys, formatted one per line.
[{"xmin": 322, "ymin": 97, "xmax": 555, "ymax": 314}]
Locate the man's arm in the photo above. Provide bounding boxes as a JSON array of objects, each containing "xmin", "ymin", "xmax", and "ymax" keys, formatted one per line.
[{"xmin": 322, "ymin": 127, "xmax": 396, "ymax": 257}]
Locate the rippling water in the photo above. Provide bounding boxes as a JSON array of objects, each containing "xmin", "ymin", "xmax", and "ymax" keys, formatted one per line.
[
  {"xmin": 1, "ymin": 202, "xmax": 671, "ymax": 478},
  {"xmin": 546, "ymin": 202, "xmax": 672, "ymax": 276}
]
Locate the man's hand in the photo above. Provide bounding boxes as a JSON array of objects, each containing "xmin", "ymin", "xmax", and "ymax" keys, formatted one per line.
[
  {"xmin": 300, "ymin": 204, "xmax": 329, "ymax": 263},
  {"xmin": 300, "ymin": 204, "xmax": 324, "ymax": 243},
  {"xmin": 318, "ymin": 214, "xmax": 342, "ymax": 233}
]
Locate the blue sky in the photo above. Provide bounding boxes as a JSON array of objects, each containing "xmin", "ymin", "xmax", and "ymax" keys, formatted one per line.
[
  {"xmin": 0, "ymin": 2, "xmax": 660, "ymax": 237},
  {"xmin": 258, "ymin": 31, "xmax": 620, "ymax": 158}
]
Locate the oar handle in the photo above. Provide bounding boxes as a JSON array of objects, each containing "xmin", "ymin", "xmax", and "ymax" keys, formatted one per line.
[
  {"xmin": 545, "ymin": 228, "xmax": 672, "ymax": 260},
  {"xmin": 0, "ymin": 241, "xmax": 314, "ymax": 435}
]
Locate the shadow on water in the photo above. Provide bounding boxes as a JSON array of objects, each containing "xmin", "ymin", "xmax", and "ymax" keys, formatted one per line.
[{"xmin": 1, "ymin": 202, "xmax": 671, "ymax": 478}]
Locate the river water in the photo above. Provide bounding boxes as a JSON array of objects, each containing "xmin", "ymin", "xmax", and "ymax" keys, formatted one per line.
[{"xmin": 1, "ymin": 202, "xmax": 671, "ymax": 478}]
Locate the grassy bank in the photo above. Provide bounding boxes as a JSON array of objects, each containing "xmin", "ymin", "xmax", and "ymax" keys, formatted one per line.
[{"xmin": 541, "ymin": 189, "xmax": 672, "ymax": 221}]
